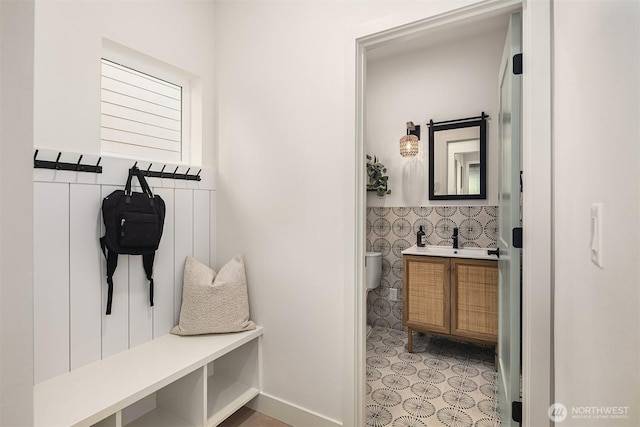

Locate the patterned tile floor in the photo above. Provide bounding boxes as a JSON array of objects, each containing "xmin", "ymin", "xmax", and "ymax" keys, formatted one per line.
[{"xmin": 366, "ymin": 326, "xmax": 501, "ymax": 427}]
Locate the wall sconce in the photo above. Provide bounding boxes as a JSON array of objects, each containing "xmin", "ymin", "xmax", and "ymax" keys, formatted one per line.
[{"xmin": 400, "ymin": 121, "xmax": 420, "ymax": 157}]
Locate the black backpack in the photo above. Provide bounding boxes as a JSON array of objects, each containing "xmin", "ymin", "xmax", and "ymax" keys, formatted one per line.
[{"xmin": 100, "ymin": 167, "xmax": 166, "ymax": 315}]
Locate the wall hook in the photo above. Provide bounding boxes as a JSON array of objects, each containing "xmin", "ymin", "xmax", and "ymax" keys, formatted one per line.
[
  {"xmin": 136, "ymin": 163, "xmax": 200, "ymax": 181},
  {"xmin": 33, "ymin": 150, "xmax": 103, "ymax": 174}
]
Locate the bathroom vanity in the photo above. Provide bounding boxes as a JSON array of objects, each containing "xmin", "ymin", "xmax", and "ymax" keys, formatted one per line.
[{"xmin": 401, "ymin": 245, "xmax": 498, "ymax": 353}]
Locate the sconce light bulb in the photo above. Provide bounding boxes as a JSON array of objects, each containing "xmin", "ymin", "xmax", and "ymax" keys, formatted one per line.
[{"xmin": 400, "ymin": 134, "xmax": 419, "ymax": 157}]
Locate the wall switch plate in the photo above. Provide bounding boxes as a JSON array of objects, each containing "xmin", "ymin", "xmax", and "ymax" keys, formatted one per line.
[
  {"xmin": 590, "ymin": 203, "xmax": 604, "ymax": 269},
  {"xmin": 389, "ymin": 288, "xmax": 399, "ymax": 301}
]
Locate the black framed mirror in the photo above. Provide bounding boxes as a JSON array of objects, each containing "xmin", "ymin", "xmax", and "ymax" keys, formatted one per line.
[{"xmin": 428, "ymin": 113, "xmax": 488, "ymax": 200}]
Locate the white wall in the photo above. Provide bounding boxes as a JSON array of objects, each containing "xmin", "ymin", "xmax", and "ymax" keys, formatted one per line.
[
  {"xmin": 366, "ymin": 28, "xmax": 505, "ymax": 207},
  {"xmin": 0, "ymin": 1, "xmax": 35, "ymax": 425},
  {"xmin": 554, "ymin": 1, "xmax": 640, "ymax": 425},
  {"xmin": 214, "ymin": 0, "xmax": 483, "ymax": 424},
  {"xmin": 33, "ymin": 0, "xmax": 216, "ymax": 168}
]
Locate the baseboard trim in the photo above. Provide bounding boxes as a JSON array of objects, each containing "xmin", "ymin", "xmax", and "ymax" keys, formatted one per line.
[{"xmin": 246, "ymin": 392, "xmax": 342, "ymax": 427}]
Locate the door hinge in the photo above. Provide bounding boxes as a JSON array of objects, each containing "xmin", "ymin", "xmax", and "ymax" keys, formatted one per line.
[
  {"xmin": 512, "ymin": 401, "xmax": 522, "ymax": 423},
  {"xmin": 513, "ymin": 53, "xmax": 523, "ymax": 75},
  {"xmin": 512, "ymin": 227, "xmax": 523, "ymax": 249}
]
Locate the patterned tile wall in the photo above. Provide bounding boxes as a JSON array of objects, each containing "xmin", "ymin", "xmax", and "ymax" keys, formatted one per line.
[{"xmin": 366, "ymin": 206, "xmax": 498, "ymax": 331}]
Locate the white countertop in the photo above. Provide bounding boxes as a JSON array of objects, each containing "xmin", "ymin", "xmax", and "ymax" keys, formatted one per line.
[{"xmin": 401, "ymin": 244, "xmax": 499, "ymax": 260}]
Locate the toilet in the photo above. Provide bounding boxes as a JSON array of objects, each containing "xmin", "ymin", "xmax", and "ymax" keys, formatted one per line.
[
  {"xmin": 365, "ymin": 251, "xmax": 382, "ymax": 291},
  {"xmin": 365, "ymin": 252, "xmax": 382, "ymax": 337}
]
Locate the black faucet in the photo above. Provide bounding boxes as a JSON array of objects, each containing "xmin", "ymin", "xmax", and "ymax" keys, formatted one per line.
[{"xmin": 452, "ymin": 227, "xmax": 459, "ymax": 249}]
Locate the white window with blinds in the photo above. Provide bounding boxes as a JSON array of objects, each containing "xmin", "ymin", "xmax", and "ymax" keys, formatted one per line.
[{"xmin": 100, "ymin": 59, "xmax": 189, "ymax": 163}]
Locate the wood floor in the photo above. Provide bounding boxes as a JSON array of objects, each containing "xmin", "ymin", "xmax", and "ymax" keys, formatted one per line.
[{"xmin": 219, "ymin": 407, "xmax": 291, "ymax": 427}]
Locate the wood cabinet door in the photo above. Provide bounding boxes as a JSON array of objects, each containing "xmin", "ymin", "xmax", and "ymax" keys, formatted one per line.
[
  {"xmin": 450, "ymin": 258, "xmax": 498, "ymax": 343},
  {"xmin": 402, "ymin": 255, "xmax": 450, "ymax": 334}
]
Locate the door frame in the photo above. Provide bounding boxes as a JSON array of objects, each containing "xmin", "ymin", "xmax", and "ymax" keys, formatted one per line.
[{"xmin": 347, "ymin": 0, "xmax": 553, "ymax": 425}]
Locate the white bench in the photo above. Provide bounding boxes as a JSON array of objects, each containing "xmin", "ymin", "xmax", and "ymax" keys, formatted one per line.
[{"xmin": 34, "ymin": 326, "xmax": 263, "ymax": 427}]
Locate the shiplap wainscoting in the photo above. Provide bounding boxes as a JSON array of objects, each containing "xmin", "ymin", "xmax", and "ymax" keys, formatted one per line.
[{"xmin": 33, "ymin": 150, "xmax": 216, "ymax": 384}]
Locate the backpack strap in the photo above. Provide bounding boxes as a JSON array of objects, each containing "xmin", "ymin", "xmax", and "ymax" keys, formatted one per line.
[
  {"xmin": 142, "ymin": 252, "xmax": 155, "ymax": 307},
  {"xmin": 126, "ymin": 166, "xmax": 156, "ymax": 206},
  {"xmin": 100, "ymin": 236, "xmax": 118, "ymax": 315}
]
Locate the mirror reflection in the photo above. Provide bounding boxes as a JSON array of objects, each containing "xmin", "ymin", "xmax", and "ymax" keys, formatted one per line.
[{"xmin": 429, "ymin": 114, "xmax": 487, "ymax": 200}]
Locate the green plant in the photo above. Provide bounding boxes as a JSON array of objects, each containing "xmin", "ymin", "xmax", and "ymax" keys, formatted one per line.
[{"xmin": 366, "ymin": 155, "xmax": 391, "ymax": 197}]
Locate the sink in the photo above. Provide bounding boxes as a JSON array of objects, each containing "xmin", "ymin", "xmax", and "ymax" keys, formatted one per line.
[{"xmin": 401, "ymin": 244, "xmax": 498, "ymax": 260}]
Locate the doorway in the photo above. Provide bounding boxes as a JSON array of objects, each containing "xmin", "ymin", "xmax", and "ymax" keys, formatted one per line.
[{"xmin": 353, "ymin": 1, "xmax": 553, "ymax": 425}]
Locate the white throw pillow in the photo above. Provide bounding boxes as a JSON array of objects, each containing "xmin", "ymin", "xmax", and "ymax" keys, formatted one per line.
[{"xmin": 171, "ymin": 256, "xmax": 256, "ymax": 335}]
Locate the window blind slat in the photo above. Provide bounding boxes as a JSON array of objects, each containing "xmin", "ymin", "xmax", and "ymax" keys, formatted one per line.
[
  {"xmin": 101, "ymin": 77, "xmax": 180, "ymax": 111},
  {"xmin": 101, "ymin": 102, "xmax": 180, "ymax": 132},
  {"xmin": 101, "ymin": 128, "xmax": 181, "ymax": 153},
  {"xmin": 101, "ymin": 89, "xmax": 180, "ymax": 121},
  {"xmin": 102, "ymin": 140, "xmax": 181, "ymax": 163},
  {"xmin": 101, "ymin": 115, "xmax": 180, "ymax": 142},
  {"xmin": 102, "ymin": 60, "xmax": 181, "ymax": 100}
]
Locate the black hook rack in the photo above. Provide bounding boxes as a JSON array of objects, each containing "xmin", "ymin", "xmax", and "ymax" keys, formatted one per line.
[
  {"xmin": 133, "ymin": 163, "xmax": 202, "ymax": 181},
  {"xmin": 34, "ymin": 150, "xmax": 102, "ymax": 173}
]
